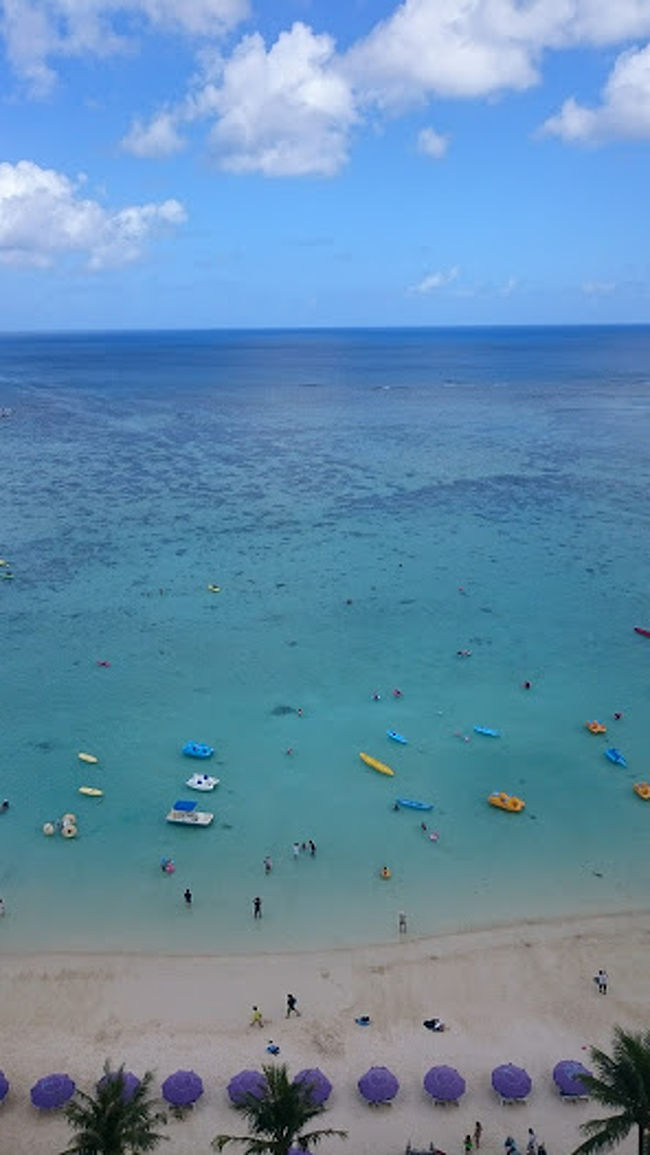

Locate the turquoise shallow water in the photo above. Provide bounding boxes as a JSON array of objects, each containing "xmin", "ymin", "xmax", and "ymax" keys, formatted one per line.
[{"xmin": 1, "ymin": 327, "xmax": 649, "ymax": 953}]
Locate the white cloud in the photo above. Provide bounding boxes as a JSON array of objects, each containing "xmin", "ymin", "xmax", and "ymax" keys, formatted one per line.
[
  {"xmin": 499, "ymin": 275, "xmax": 518, "ymax": 297},
  {"xmin": 209, "ymin": 23, "xmax": 357, "ymax": 176},
  {"xmin": 126, "ymin": 23, "xmax": 357, "ymax": 176},
  {"xmin": 0, "ymin": 0, "xmax": 249, "ymax": 94},
  {"xmin": 155, "ymin": 22, "xmax": 357, "ymax": 177},
  {"xmin": 345, "ymin": 0, "xmax": 540, "ymax": 108},
  {"xmin": 541, "ymin": 42, "xmax": 650, "ymax": 142},
  {"xmin": 0, "ymin": 159, "xmax": 186, "ymax": 268},
  {"xmin": 122, "ymin": 111, "xmax": 186, "ymax": 158},
  {"xmin": 582, "ymin": 279, "xmax": 616, "ymax": 294},
  {"xmin": 344, "ymin": 0, "xmax": 650, "ymax": 113},
  {"xmin": 417, "ymin": 126, "xmax": 449, "ymax": 159},
  {"xmin": 410, "ymin": 266, "xmax": 459, "ymax": 293}
]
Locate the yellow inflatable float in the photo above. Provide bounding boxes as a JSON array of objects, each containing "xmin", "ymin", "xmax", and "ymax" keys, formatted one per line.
[
  {"xmin": 359, "ymin": 752, "xmax": 395, "ymax": 777},
  {"xmin": 633, "ymin": 782, "xmax": 650, "ymax": 801},
  {"xmin": 585, "ymin": 721, "xmax": 607, "ymax": 735},
  {"xmin": 488, "ymin": 791, "xmax": 525, "ymax": 813}
]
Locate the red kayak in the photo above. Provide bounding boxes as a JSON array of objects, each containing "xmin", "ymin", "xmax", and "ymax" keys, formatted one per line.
[{"xmin": 634, "ymin": 627, "xmax": 650, "ymax": 638}]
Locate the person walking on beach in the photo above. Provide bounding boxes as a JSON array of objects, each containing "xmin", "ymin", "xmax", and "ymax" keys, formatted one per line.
[
  {"xmin": 597, "ymin": 968, "xmax": 608, "ymax": 994},
  {"xmin": 250, "ymin": 1005, "xmax": 264, "ymax": 1028},
  {"xmin": 286, "ymin": 993, "xmax": 301, "ymax": 1017},
  {"xmin": 474, "ymin": 1122, "xmax": 483, "ymax": 1149},
  {"xmin": 398, "ymin": 911, "xmax": 407, "ymax": 934},
  {"xmin": 253, "ymin": 896, "xmax": 262, "ymax": 919},
  {"xmin": 183, "ymin": 887, "xmax": 192, "ymax": 906},
  {"xmin": 526, "ymin": 1127, "xmax": 538, "ymax": 1154},
  {"xmin": 464, "ymin": 1134, "xmax": 473, "ymax": 1153}
]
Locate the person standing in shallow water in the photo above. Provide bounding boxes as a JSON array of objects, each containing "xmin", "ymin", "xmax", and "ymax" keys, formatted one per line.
[
  {"xmin": 184, "ymin": 887, "xmax": 192, "ymax": 905},
  {"xmin": 253, "ymin": 896, "xmax": 262, "ymax": 919}
]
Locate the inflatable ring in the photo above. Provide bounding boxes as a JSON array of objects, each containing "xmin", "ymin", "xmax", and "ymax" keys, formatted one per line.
[
  {"xmin": 42, "ymin": 822, "xmax": 55, "ymax": 836},
  {"xmin": 62, "ymin": 813, "xmax": 77, "ymax": 825},
  {"xmin": 62, "ymin": 824, "xmax": 78, "ymax": 838}
]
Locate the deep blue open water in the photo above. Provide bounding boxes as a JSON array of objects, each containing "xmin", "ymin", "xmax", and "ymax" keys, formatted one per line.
[{"xmin": 1, "ymin": 326, "xmax": 649, "ymax": 953}]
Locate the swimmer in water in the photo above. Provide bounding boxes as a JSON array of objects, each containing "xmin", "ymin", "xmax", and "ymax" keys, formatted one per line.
[
  {"xmin": 522, "ymin": 680, "xmax": 532, "ymax": 689},
  {"xmin": 392, "ymin": 688, "xmax": 403, "ymax": 698}
]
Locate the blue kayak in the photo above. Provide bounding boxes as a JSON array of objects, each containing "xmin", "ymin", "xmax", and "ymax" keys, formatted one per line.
[
  {"xmin": 182, "ymin": 741, "xmax": 214, "ymax": 759},
  {"xmin": 474, "ymin": 725, "xmax": 500, "ymax": 738},
  {"xmin": 395, "ymin": 798, "xmax": 433, "ymax": 811},
  {"xmin": 387, "ymin": 730, "xmax": 408, "ymax": 744},
  {"xmin": 605, "ymin": 748, "xmax": 627, "ymax": 767}
]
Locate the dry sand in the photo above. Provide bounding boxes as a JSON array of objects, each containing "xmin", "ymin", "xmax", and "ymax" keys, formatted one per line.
[{"xmin": 1, "ymin": 910, "xmax": 649, "ymax": 1155}]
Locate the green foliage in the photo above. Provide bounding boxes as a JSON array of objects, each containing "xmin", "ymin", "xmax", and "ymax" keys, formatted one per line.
[
  {"xmin": 572, "ymin": 1027, "xmax": 650, "ymax": 1155},
  {"xmin": 212, "ymin": 1063, "xmax": 347, "ymax": 1155},
  {"xmin": 60, "ymin": 1062, "xmax": 167, "ymax": 1155}
]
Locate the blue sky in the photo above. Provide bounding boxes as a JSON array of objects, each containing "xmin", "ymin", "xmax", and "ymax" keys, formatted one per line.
[{"xmin": 1, "ymin": 0, "xmax": 649, "ymax": 329}]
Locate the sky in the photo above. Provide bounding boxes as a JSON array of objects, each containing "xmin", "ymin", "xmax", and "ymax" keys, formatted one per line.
[{"xmin": 1, "ymin": 0, "xmax": 649, "ymax": 330}]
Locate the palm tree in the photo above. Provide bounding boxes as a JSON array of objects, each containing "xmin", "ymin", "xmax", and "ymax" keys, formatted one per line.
[
  {"xmin": 212, "ymin": 1063, "xmax": 347, "ymax": 1155},
  {"xmin": 572, "ymin": 1026, "xmax": 650, "ymax": 1155},
  {"xmin": 61, "ymin": 1063, "xmax": 167, "ymax": 1155}
]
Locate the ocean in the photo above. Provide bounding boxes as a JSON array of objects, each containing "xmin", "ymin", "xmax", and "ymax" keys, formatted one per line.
[{"xmin": 1, "ymin": 326, "xmax": 649, "ymax": 954}]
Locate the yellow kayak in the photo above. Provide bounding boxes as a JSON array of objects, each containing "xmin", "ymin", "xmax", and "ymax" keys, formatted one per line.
[
  {"xmin": 78, "ymin": 752, "xmax": 98, "ymax": 764},
  {"xmin": 79, "ymin": 786, "xmax": 103, "ymax": 797},
  {"xmin": 360, "ymin": 752, "xmax": 395, "ymax": 777}
]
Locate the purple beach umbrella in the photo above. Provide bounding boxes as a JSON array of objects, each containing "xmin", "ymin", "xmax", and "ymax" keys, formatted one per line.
[
  {"xmin": 97, "ymin": 1070, "xmax": 141, "ymax": 1102},
  {"xmin": 0, "ymin": 1071, "xmax": 9, "ymax": 1103},
  {"xmin": 358, "ymin": 1066, "xmax": 399, "ymax": 1104},
  {"xmin": 161, "ymin": 1069, "xmax": 204, "ymax": 1107},
  {"xmin": 227, "ymin": 1069, "xmax": 268, "ymax": 1106},
  {"xmin": 293, "ymin": 1068, "xmax": 332, "ymax": 1106},
  {"xmin": 553, "ymin": 1060, "xmax": 591, "ymax": 1097},
  {"xmin": 491, "ymin": 1064, "xmax": 532, "ymax": 1102},
  {"xmin": 424, "ymin": 1065, "xmax": 466, "ymax": 1103},
  {"xmin": 30, "ymin": 1073, "xmax": 76, "ymax": 1110}
]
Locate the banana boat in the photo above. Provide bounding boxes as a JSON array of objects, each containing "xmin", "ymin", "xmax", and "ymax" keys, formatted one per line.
[{"xmin": 360, "ymin": 752, "xmax": 395, "ymax": 777}]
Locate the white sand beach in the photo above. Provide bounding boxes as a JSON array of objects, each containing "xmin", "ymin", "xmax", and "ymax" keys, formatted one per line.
[{"xmin": 1, "ymin": 910, "xmax": 648, "ymax": 1155}]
